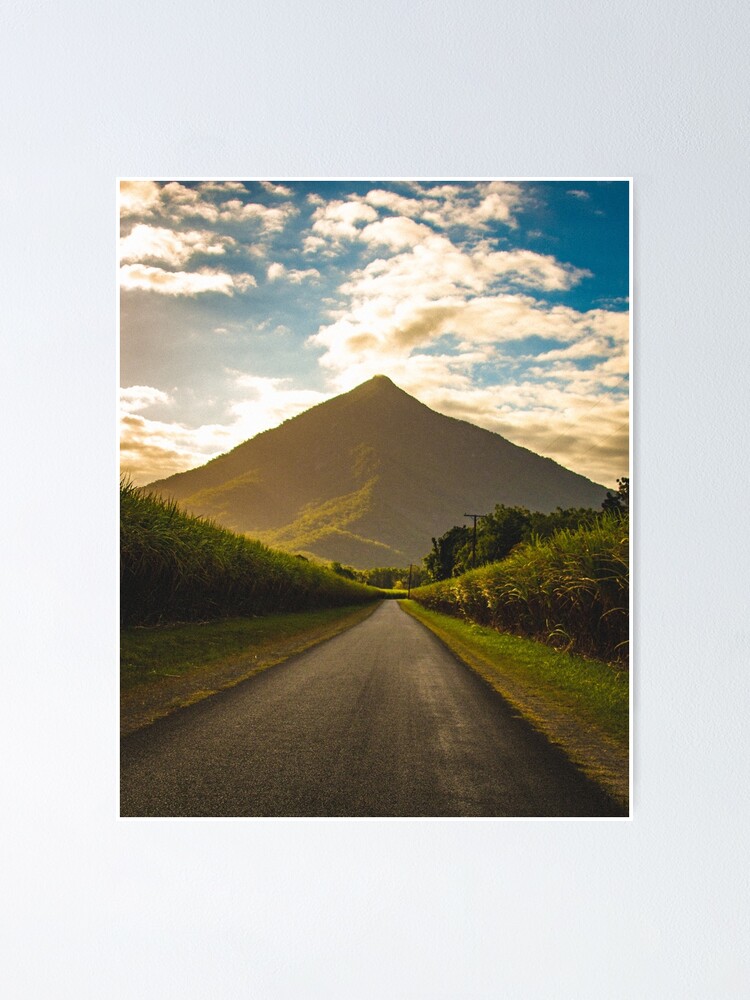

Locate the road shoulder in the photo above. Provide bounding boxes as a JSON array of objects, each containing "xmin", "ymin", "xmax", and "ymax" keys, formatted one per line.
[
  {"xmin": 121, "ymin": 602, "xmax": 380, "ymax": 736},
  {"xmin": 399, "ymin": 600, "xmax": 629, "ymax": 811}
]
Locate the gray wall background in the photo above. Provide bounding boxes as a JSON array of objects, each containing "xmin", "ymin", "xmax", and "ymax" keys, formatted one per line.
[{"xmin": 3, "ymin": 1, "xmax": 748, "ymax": 996}]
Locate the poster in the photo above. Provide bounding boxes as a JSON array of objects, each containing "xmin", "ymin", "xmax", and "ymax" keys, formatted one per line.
[{"xmin": 119, "ymin": 178, "xmax": 630, "ymax": 818}]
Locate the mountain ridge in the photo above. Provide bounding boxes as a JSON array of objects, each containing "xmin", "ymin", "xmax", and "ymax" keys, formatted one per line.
[{"xmin": 147, "ymin": 375, "xmax": 609, "ymax": 567}]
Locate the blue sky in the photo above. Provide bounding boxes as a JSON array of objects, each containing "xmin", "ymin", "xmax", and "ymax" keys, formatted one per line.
[{"xmin": 120, "ymin": 179, "xmax": 629, "ymax": 487}]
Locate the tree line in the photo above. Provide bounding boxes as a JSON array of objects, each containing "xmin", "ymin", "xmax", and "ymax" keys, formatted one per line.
[
  {"xmin": 330, "ymin": 563, "xmax": 428, "ymax": 590},
  {"xmin": 424, "ymin": 477, "xmax": 629, "ymax": 581},
  {"xmin": 329, "ymin": 479, "xmax": 629, "ymax": 587}
]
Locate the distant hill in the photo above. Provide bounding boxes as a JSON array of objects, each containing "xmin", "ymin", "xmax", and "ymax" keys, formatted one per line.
[{"xmin": 147, "ymin": 375, "xmax": 608, "ymax": 568}]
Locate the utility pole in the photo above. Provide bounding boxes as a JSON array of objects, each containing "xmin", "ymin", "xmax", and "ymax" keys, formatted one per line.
[
  {"xmin": 407, "ymin": 563, "xmax": 413, "ymax": 598},
  {"xmin": 464, "ymin": 513, "xmax": 484, "ymax": 568}
]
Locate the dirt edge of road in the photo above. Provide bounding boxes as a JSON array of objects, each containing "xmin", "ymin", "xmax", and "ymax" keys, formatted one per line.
[
  {"xmin": 400, "ymin": 602, "xmax": 629, "ymax": 812},
  {"xmin": 121, "ymin": 603, "xmax": 380, "ymax": 737}
]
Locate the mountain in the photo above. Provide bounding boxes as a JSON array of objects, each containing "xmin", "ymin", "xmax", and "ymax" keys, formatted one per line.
[{"xmin": 147, "ymin": 375, "xmax": 609, "ymax": 568}]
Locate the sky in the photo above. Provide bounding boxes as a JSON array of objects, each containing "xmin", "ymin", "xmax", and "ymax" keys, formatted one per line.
[{"xmin": 120, "ymin": 179, "xmax": 630, "ymax": 488}]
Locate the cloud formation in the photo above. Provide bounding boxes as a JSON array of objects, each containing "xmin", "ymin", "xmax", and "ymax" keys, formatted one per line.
[
  {"xmin": 120, "ymin": 180, "xmax": 629, "ymax": 487},
  {"xmin": 120, "ymin": 376, "xmax": 331, "ymax": 484},
  {"xmin": 267, "ymin": 262, "xmax": 321, "ymax": 283},
  {"xmin": 120, "ymin": 180, "xmax": 297, "ymax": 231},
  {"xmin": 308, "ymin": 231, "xmax": 604, "ymax": 378},
  {"xmin": 120, "ymin": 264, "xmax": 258, "ymax": 296},
  {"xmin": 120, "ymin": 224, "xmax": 235, "ymax": 267}
]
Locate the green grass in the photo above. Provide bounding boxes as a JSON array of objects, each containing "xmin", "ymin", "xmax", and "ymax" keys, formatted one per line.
[
  {"xmin": 121, "ymin": 602, "xmax": 379, "ymax": 733},
  {"xmin": 401, "ymin": 601, "xmax": 628, "ymax": 805}
]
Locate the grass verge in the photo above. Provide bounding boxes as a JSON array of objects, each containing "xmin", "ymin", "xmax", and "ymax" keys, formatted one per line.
[
  {"xmin": 121, "ymin": 602, "xmax": 379, "ymax": 735},
  {"xmin": 400, "ymin": 601, "xmax": 629, "ymax": 809}
]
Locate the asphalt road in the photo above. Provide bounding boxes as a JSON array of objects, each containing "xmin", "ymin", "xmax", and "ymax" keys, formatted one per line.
[{"xmin": 121, "ymin": 601, "xmax": 625, "ymax": 817}]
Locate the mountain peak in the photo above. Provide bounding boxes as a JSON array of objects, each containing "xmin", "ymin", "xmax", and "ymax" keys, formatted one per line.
[
  {"xmin": 336, "ymin": 375, "xmax": 415, "ymax": 410},
  {"xmin": 347, "ymin": 374, "xmax": 413, "ymax": 402},
  {"xmin": 356, "ymin": 374, "xmax": 400, "ymax": 392},
  {"xmin": 148, "ymin": 377, "xmax": 608, "ymax": 567}
]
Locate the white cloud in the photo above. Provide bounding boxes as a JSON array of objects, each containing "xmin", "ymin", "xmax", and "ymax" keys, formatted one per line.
[
  {"xmin": 226, "ymin": 201, "xmax": 297, "ymax": 231},
  {"xmin": 267, "ymin": 262, "xmax": 320, "ymax": 283},
  {"xmin": 119, "ymin": 181, "xmax": 298, "ymax": 233},
  {"xmin": 309, "ymin": 199, "xmax": 379, "ymax": 244},
  {"xmin": 119, "ymin": 224, "xmax": 234, "ymax": 266},
  {"xmin": 119, "ymin": 383, "xmax": 235, "ymax": 483},
  {"xmin": 232, "ymin": 273, "xmax": 259, "ymax": 292},
  {"xmin": 119, "ymin": 180, "xmax": 161, "ymax": 217},
  {"xmin": 227, "ymin": 374, "xmax": 331, "ymax": 439},
  {"xmin": 302, "ymin": 234, "xmax": 331, "ymax": 254},
  {"xmin": 567, "ymin": 189, "xmax": 590, "ymax": 199},
  {"xmin": 474, "ymin": 183, "xmax": 525, "ymax": 225},
  {"xmin": 260, "ymin": 181, "xmax": 293, "ymax": 196},
  {"xmin": 311, "ymin": 292, "xmax": 625, "ymax": 374},
  {"xmin": 120, "ymin": 385, "xmax": 172, "ymax": 413},
  {"xmin": 425, "ymin": 380, "xmax": 629, "ymax": 486},
  {"xmin": 480, "ymin": 248, "xmax": 591, "ymax": 291},
  {"xmin": 359, "ymin": 216, "xmax": 435, "ymax": 249},
  {"xmin": 120, "ymin": 374, "xmax": 332, "ymax": 485},
  {"xmin": 119, "ymin": 181, "xmax": 628, "ymax": 487},
  {"xmin": 347, "ymin": 181, "xmax": 528, "ymax": 236},
  {"xmin": 302, "ymin": 216, "xmax": 628, "ymax": 483},
  {"xmin": 158, "ymin": 182, "xmax": 220, "ymax": 221},
  {"xmin": 362, "ymin": 189, "xmax": 428, "ymax": 217},
  {"xmin": 406, "ymin": 180, "xmax": 526, "ymax": 230},
  {"xmin": 120, "ymin": 411, "xmax": 237, "ymax": 485},
  {"xmin": 311, "ymin": 235, "xmax": 593, "ymax": 367},
  {"xmin": 596, "ymin": 295, "xmax": 629, "ymax": 309},
  {"xmin": 339, "ymin": 233, "xmax": 486, "ymax": 303},
  {"xmin": 119, "ymin": 264, "xmax": 256, "ymax": 296},
  {"xmin": 198, "ymin": 181, "xmax": 248, "ymax": 194}
]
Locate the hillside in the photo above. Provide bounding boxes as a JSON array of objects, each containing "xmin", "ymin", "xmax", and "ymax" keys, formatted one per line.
[{"xmin": 148, "ymin": 375, "xmax": 608, "ymax": 567}]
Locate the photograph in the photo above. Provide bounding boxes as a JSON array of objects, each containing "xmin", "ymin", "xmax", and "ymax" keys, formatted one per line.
[{"xmin": 119, "ymin": 178, "xmax": 630, "ymax": 818}]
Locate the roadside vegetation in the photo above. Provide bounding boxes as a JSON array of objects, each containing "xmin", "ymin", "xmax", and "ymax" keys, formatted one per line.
[
  {"xmin": 411, "ymin": 484, "xmax": 629, "ymax": 665},
  {"xmin": 121, "ymin": 479, "xmax": 379, "ymax": 627},
  {"xmin": 423, "ymin": 479, "xmax": 628, "ymax": 581},
  {"xmin": 411, "ymin": 515, "xmax": 628, "ymax": 664},
  {"xmin": 329, "ymin": 562, "xmax": 428, "ymax": 590}
]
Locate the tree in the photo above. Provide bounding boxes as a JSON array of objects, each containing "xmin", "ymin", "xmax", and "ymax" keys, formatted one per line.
[
  {"xmin": 527, "ymin": 506, "xmax": 598, "ymax": 538},
  {"xmin": 602, "ymin": 477, "xmax": 629, "ymax": 515},
  {"xmin": 453, "ymin": 505, "xmax": 532, "ymax": 575},
  {"xmin": 424, "ymin": 525, "xmax": 470, "ymax": 581},
  {"xmin": 330, "ymin": 561, "xmax": 357, "ymax": 580}
]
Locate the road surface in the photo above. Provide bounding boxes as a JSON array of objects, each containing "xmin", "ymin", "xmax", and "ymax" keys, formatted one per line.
[{"xmin": 121, "ymin": 601, "xmax": 625, "ymax": 817}]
